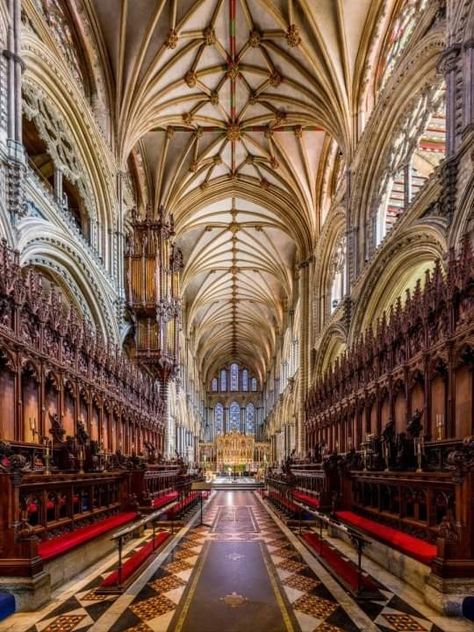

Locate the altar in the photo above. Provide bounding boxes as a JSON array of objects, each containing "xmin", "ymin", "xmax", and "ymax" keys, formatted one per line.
[{"xmin": 200, "ymin": 432, "xmax": 270, "ymax": 473}]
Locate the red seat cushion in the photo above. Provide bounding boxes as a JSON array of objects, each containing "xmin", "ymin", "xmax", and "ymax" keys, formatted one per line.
[
  {"xmin": 293, "ymin": 491, "xmax": 320, "ymax": 508},
  {"xmin": 335, "ymin": 511, "xmax": 437, "ymax": 566},
  {"xmin": 303, "ymin": 532, "xmax": 379, "ymax": 593},
  {"xmin": 152, "ymin": 491, "xmax": 178, "ymax": 509},
  {"xmin": 38, "ymin": 512, "xmax": 138, "ymax": 562},
  {"xmin": 101, "ymin": 532, "xmax": 170, "ymax": 587},
  {"xmin": 168, "ymin": 492, "xmax": 197, "ymax": 517}
]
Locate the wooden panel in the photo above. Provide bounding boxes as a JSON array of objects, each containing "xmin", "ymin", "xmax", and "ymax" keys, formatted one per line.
[
  {"xmin": 455, "ymin": 366, "xmax": 472, "ymax": 438},
  {"xmin": 0, "ymin": 370, "xmax": 15, "ymax": 440}
]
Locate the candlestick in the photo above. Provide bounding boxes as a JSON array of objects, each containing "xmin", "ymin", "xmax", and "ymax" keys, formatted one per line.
[
  {"xmin": 44, "ymin": 439, "xmax": 51, "ymax": 476},
  {"xmin": 383, "ymin": 441, "xmax": 390, "ymax": 471},
  {"xmin": 415, "ymin": 437, "xmax": 423, "ymax": 472}
]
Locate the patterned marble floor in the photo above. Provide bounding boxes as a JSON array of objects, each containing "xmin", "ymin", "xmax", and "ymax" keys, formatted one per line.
[{"xmin": 1, "ymin": 491, "xmax": 471, "ymax": 632}]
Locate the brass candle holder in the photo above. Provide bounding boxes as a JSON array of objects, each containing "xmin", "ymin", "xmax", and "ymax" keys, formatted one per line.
[
  {"xmin": 44, "ymin": 439, "xmax": 51, "ymax": 476},
  {"xmin": 383, "ymin": 441, "xmax": 390, "ymax": 471},
  {"xmin": 78, "ymin": 446, "xmax": 85, "ymax": 474},
  {"xmin": 415, "ymin": 436, "xmax": 424, "ymax": 473}
]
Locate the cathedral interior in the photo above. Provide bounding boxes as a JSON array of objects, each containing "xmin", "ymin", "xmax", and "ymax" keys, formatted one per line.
[{"xmin": 0, "ymin": 0, "xmax": 473, "ymax": 630}]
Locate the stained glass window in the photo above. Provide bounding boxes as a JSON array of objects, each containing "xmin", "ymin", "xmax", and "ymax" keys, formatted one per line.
[
  {"xmin": 251, "ymin": 377, "xmax": 257, "ymax": 392},
  {"xmin": 220, "ymin": 369, "xmax": 227, "ymax": 392},
  {"xmin": 242, "ymin": 369, "xmax": 249, "ymax": 391},
  {"xmin": 230, "ymin": 363, "xmax": 239, "ymax": 391},
  {"xmin": 215, "ymin": 403, "xmax": 224, "ymax": 435},
  {"xmin": 229, "ymin": 402, "xmax": 240, "ymax": 432},
  {"xmin": 211, "ymin": 378, "xmax": 218, "ymax": 392},
  {"xmin": 246, "ymin": 403, "xmax": 255, "ymax": 434}
]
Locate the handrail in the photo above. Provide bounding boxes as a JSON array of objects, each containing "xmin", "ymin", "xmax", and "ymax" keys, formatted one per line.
[
  {"xmin": 291, "ymin": 500, "xmax": 372, "ymax": 596},
  {"xmin": 111, "ymin": 506, "xmax": 170, "ymax": 540},
  {"xmin": 293, "ymin": 501, "xmax": 370, "ymax": 545}
]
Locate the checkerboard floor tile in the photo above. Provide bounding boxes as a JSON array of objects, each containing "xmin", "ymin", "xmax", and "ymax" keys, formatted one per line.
[
  {"xmin": 7, "ymin": 492, "xmax": 472, "ymax": 632},
  {"xmin": 130, "ymin": 594, "xmax": 176, "ymax": 620}
]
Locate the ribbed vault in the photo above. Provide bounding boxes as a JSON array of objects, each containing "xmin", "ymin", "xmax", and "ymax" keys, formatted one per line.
[{"xmin": 86, "ymin": 0, "xmax": 387, "ymax": 380}]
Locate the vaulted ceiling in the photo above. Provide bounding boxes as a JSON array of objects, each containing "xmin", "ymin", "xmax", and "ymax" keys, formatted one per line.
[{"xmin": 86, "ymin": 0, "xmax": 385, "ymax": 383}]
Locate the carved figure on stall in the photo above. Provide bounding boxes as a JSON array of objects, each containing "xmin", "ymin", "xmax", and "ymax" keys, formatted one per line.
[
  {"xmin": 382, "ymin": 419, "xmax": 396, "ymax": 467},
  {"xmin": 111, "ymin": 449, "xmax": 128, "ymax": 469},
  {"xmin": 342, "ymin": 447, "xmax": 359, "ymax": 471},
  {"xmin": 76, "ymin": 419, "xmax": 89, "ymax": 446},
  {"xmin": 407, "ymin": 409, "xmax": 423, "ymax": 438},
  {"xmin": 367, "ymin": 434, "xmax": 385, "ymax": 470},
  {"xmin": 65, "ymin": 436, "xmax": 76, "ymax": 470},
  {"xmin": 89, "ymin": 440, "xmax": 102, "ymax": 471},
  {"xmin": 395, "ymin": 432, "xmax": 413, "ymax": 469},
  {"xmin": 144, "ymin": 441, "xmax": 156, "ymax": 463},
  {"xmin": 281, "ymin": 454, "xmax": 295, "ymax": 485},
  {"xmin": 49, "ymin": 412, "xmax": 66, "ymax": 444}
]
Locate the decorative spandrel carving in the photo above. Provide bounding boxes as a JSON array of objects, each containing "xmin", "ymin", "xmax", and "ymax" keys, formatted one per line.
[
  {"xmin": 447, "ymin": 436, "xmax": 474, "ymax": 482},
  {"xmin": 438, "ymin": 510, "xmax": 460, "ymax": 543},
  {"xmin": 0, "ymin": 442, "xmax": 31, "ymax": 485}
]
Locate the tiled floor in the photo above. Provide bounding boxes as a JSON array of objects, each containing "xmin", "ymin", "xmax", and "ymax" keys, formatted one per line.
[{"xmin": 1, "ymin": 491, "xmax": 472, "ymax": 632}]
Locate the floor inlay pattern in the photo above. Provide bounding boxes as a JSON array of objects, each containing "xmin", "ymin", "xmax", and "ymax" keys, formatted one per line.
[
  {"xmin": 265, "ymin": 497, "xmax": 473, "ymax": 632},
  {"xmin": 2, "ymin": 491, "xmax": 472, "ymax": 632}
]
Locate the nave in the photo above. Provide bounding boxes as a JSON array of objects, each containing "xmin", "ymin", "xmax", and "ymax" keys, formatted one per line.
[{"xmin": 2, "ymin": 491, "xmax": 472, "ymax": 632}]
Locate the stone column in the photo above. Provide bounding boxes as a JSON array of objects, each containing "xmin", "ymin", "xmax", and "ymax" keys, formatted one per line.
[
  {"xmin": 4, "ymin": 0, "xmax": 25, "ymax": 217},
  {"xmin": 296, "ymin": 260, "xmax": 310, "ymax": 455},
  {"xmin": 160, "ymin": 379, "xmax": 172, "ymax": 457},
  {"xmin": 54, "ymin": 167, "xmax": 64, "ymax": 205},
  {"xmin": 115, "ymin": 172, "xmax": 126, "ymax": 294}
]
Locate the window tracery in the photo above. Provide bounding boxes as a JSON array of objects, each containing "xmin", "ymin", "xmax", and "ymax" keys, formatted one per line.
[
  {"xmin": 22, "ymin": 84, "xmax": 96, "ymax": 237},
  {"xmin": 220, "ymin": 368, "xmax": 227, "ymax": 392},
  {"xmin": 330, "ymin": 235, "xmax": 346, "ymax": 313},
  {"xmin": 229, "ymin": 401, "xmax": 240, "ymax": 433},
  {"xmin": 377, "ymin": 0, "xmax": 429, "ymax": 92},
  {"xmin": 246, "ymin": 403, "xmax": 255, "ymax": 434},
  {"xmin": 375, "ymin": 85, "xmax": 445, "ymax": 244},
  {"xmin": 209, "ymin": 364, "xmax": 258, "ymax": 392},
  {"xmin": 230, "ymin": 362, "xmax": 238, "ymax": 391},
  {"xmin": 215, "ymin": 403, "xmax": 224, "ymax": 435}
]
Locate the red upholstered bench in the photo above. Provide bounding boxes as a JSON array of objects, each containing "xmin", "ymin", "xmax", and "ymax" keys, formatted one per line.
[
  {"xmin": 101, "ymin": 531, "xmax": 170, "ymax": 588},
  {"xmin": 269, "ymin": 491, "xmax": 299, "ymax": 514},
  {"xmin": 38, "ymin": 512, "xmax": 138, "ymax": 562},
  {"xmin": 293, "ymin": 491, "xmax": 320, "ymax": 509},
  {"xmin": 303, "ymin": 532, "xmax": 380, "ymax": 594},
  {"xmin": 335, "ymin": 511, "xmax": 437, "ymax": 566},
  {"xmin": 167, "ymin": 492, "xmax": 198, "ymax": 518},
  {"xmin": 152, "ymin": 491, "xmax": 178, "ymax": 509}
]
